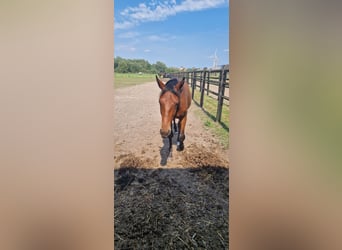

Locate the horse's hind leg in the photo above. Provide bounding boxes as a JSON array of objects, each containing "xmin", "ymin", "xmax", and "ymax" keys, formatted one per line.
[{"xmin": 176, "ymin": 116, "xmax": 187, "ymax": 151}]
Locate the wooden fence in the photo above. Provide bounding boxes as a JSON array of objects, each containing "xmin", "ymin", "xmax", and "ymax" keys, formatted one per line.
[{"xmin": 168, "ymin": 65, "xmax": 229, "ymax": 123}]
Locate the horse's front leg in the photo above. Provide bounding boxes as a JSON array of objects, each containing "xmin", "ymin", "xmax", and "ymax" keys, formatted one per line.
[
  {"xmin": 168, "ymin": 124, "xmax": 173, "ymax": 158},
  {"xmin": 176, "ymin": 115, "xmax": 187, "ymax": 151}
]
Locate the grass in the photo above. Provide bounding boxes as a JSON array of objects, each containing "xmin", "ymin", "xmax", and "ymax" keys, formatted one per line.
[
  {"xmin": 114, "ymin": 73, "xmax": 156, "ymax": 89},
  {"xmin": 192, "ymin": 89, "xmax": 229, "ymax": 149}
]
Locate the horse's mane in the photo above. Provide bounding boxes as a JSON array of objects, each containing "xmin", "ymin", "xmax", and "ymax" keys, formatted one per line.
[
  {"xmin": 160, "ymin": 78, "xmax": 180, "ymax": 97},
  {"xmin": 165, "ymin": 78, "xmax": 178, "ymax": 88}
]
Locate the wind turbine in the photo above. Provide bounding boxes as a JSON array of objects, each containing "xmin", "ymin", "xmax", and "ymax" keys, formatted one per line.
[{"xmin": 209, "ymin": 49, "xmax": 219, "ymax": 68}]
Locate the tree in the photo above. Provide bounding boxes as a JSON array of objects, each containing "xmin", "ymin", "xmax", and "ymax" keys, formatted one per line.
[
  {"xmin": 153, "ymin": 61, "xmax": 167, "ymax": 73},
  {"xmin": 114, "ymin": 57, "xmax": 179, "ymax": 73},
  {"xmin": 116, "ymin": 60, "xmax": 129, "ymax": 73}
]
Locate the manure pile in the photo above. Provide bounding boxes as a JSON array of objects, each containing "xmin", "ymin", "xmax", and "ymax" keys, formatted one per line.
[{"xmin": 114, "ymin": 150, "xmax": 229, "ymax": 249}]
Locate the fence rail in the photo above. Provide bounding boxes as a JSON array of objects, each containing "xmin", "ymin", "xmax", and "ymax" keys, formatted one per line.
[{"xmin": 168, "ymin": 65, "xmax": 229, "ymax": 123}]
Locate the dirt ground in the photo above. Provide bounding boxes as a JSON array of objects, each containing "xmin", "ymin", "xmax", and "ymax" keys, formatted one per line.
[{"xmin": 114, "ymin": 81, "xmax": 229, "ymax": 249}]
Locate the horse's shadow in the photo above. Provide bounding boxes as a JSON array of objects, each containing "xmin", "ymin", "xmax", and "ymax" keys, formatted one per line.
[{"xmin": 159, "ymin": 127, "xmax": 180, "ymax": 166}]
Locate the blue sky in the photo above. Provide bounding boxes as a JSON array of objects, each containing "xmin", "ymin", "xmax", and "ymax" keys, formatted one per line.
[{"xmin": 114, "ymin": 0, "xmax": 229, "ymax": 68}]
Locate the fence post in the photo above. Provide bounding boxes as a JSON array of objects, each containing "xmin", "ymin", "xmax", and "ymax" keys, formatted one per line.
[
  {"xmin": 191, "ymin": 71, "xmax": 196, "ymax": 99},
  {"xmin": 217, "ymin": 71, "xmax": 220, "ymax": 101},
  {"xmin": 186, "ymin": 72, "xmax": 189, "ymax": 84},
  {"xmin": 206, "ymin": 71, "xmax": 210, "ymax": 96},
  {"xmin": 200, "ymin": 68, "xmax": 207, "ymax": 107},
  {"xmin": 216, "ymin": 65, "xmax": 227, "ymax": 122}
]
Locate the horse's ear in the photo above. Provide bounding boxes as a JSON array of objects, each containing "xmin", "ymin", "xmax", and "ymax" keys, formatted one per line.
[
  {"xmin": 175, "ymin": 77, "xmax": 185, "ymax": 91},
  {"xmin": 156, "ymin": 75, "xmax": 165, "ymax": 90}
]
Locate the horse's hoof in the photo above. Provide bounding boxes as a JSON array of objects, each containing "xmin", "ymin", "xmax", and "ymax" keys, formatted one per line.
[{"xmin": 176, "ymin": 143, "xmax": 184, "ymax": 151}]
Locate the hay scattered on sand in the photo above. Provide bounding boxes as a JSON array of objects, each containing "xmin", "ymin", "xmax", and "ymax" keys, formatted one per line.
[
  {"xmin": 117, "ymin": 153, "xmax": 157, "ymax": 168},
  {"xmin": 181, "ymin": 144, "xmax": 229, "ymax": 168}
]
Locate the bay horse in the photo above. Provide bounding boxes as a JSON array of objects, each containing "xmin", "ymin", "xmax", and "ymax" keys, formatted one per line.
[{"xmin": 156, "ymin": 76, "xmax": 191, "ymax": 156}]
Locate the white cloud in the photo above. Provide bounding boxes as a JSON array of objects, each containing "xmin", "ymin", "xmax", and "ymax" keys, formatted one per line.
[
  {"xmin": 174, "ymin": 0, "xmax": 226, "ymax": 12},
  {"xmin": 115, "ymin": 44, "xmax": 137, "ymax": 52},
  {"xmin": 115, "ymin": 0, "xmax": 228, "ymax": 30},
  {"xmin": 115, "ymin": 20, "xmax": 136, "ymax": 30},
  {"xmin": 147, "ymin": 34, "xmax": 177, "ymax": 41},
  {"xmin": 117, "ymin": 32, "xmax": 140, "ymax": 39},
  {"xmin": 144, "ymin": 49, "xmax": 151, "ymax": 52},
  {"xmin": 147, "ymin": 35, "xmax": 167, "ymax": 41}
]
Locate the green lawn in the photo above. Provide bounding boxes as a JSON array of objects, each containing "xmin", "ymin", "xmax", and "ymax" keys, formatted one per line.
[
  {"xmin": 114, "ymin": 73, "xmax": 156, "ymax": 89},
  {"xmin": 192, "ymin": 89, "xmax": 229, "ymax": 149}
]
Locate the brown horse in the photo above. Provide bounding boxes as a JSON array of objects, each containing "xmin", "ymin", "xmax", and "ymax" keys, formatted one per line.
[{"xmin": 156, "ymin": 76, "xmax": 191, "ymax": 155}]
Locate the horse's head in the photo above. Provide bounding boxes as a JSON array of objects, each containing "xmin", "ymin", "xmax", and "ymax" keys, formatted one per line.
[{"xmin": 156, "ymin": 76, "xmax": 185, "ymax": 138}]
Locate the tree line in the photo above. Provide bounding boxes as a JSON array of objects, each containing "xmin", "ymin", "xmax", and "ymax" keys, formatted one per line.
[{"xmin": 114, "ymin": 57, "xmax": 181, "ymax": 74}]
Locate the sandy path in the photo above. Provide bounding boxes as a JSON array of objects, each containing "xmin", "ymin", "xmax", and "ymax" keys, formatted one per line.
[{"xmin": 113, "ymin": 81, "xmax": 228, "ymax": 168}]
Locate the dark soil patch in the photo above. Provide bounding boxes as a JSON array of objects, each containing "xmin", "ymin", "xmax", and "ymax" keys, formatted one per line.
[{"xmin": 114, "ymin": 163, "xmax": 229, "ymax": 249}]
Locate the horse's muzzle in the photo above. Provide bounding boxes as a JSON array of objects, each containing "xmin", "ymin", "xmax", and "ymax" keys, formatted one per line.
[{"xmin": 160, "ymin": 129, "xmax": 171, "ymax": 138}]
